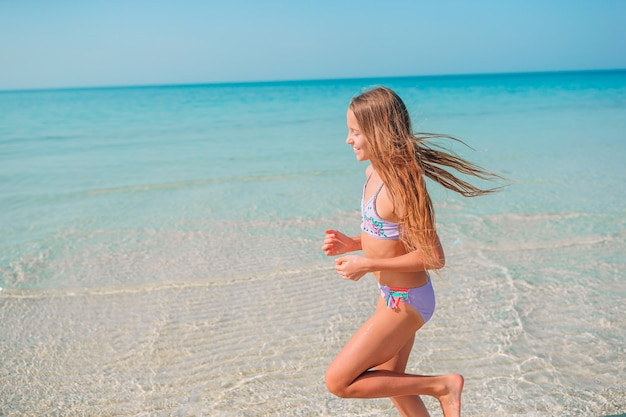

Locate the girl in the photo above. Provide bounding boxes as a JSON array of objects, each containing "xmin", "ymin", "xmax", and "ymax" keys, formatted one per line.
[{"xmin": 322, "ymin": 86, "xmax": 502, "ymax": 417}]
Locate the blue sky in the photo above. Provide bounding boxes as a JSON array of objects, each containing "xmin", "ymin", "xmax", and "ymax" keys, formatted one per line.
[{"xmin": 1, "ymin": 0, "xmax": 625, "ymax": 90}]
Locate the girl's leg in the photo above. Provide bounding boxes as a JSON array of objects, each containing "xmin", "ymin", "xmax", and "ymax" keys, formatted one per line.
[
  {"xmin": 325, "ymin": 296, "xmax": 463, "ymax": 417},
  {"xmin": 375, "ymin": 334, "xmax": 430, "ymax": 417}
]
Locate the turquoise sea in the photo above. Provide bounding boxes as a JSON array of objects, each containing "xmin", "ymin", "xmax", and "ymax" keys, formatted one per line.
[{"xmin": 1, "ymin": 70, "xmax": 625, "ymax": 416}]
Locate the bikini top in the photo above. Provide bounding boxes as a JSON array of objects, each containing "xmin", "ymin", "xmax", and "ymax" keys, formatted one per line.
[{"xmin": 361, "ymin": 173, "xmax": 400, "ymax": 240}]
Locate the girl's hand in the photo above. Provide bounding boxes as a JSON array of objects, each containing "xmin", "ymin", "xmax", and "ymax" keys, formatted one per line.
[
  {"xmin": 334, "ymin": 255, "xmax": 369, "ymax": 281},
  {"xmin": 322, "ymin": 229, "xmax": 356, "ymax": 256}
]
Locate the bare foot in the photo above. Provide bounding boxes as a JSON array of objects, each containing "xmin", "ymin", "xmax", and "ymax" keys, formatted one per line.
[{"xmin": 438, "ymin": 373, "xmax": 464, "ymax": 417}]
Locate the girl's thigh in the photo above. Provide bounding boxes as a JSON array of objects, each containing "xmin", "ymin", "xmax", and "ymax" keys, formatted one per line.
[{"xmin": 327, "ymin": 296, "xmax": 424, "ymax": 386}]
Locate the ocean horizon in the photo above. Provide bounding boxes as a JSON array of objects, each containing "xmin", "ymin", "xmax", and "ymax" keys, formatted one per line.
[
  {"xmin": 1, "ymin": 69, "xmax": 624, "ymax": 416},
  {"xmin": 2, "ymin": 67, "xmax": 623, "ymax": 93}
]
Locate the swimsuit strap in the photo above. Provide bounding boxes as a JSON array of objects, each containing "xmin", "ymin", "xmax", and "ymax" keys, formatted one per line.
[
  {"xmin": 373, "ymin": 183, "xmax": 384, "ymax": 199},
  {"xmin": 365, "ymin": 171, "xmax": 384, "ymax": 200}
]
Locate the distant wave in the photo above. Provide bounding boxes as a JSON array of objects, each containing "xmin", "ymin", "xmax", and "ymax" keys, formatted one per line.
[{"xmin": 86, "ymin": 170, "xmax": 352, "ymax": 196}]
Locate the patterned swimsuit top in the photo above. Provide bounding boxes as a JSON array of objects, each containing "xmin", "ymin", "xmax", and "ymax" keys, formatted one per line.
[{"xmin": 360, "ymin": 173, "xmax": 400, "ymax": 240}]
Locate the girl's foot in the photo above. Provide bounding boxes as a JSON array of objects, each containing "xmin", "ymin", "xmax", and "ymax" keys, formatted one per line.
[{"xmin": 438, "ymin": 373, "xmax": 464, "ymax": 417}]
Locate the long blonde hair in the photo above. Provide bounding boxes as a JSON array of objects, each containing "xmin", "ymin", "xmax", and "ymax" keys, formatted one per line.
[{"xmin": 350, "ymin": 86, "xmax": 503, "ymax": 262}]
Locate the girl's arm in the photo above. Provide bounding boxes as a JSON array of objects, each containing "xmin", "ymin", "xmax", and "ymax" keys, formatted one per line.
[
  {"xmin": 334, "ymin": 235, "xmax": 445, "ymax": 280},
  {"xmin": 322, "ymin": 230, "xmax": 362, "ymax": 256}
]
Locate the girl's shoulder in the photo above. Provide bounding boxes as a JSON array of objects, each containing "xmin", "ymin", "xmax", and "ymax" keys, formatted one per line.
[{"xmin": 365, "ymin": 164, "xmax": 374, "ymax": 177}]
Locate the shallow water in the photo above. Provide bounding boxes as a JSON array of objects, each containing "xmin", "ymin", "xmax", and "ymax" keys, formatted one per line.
[{"xmin": 1, "ymin": 71, "xmax": 625, "ymax": 416}]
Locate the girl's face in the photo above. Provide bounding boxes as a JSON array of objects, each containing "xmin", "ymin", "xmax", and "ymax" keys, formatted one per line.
[{"xmin": 346, "ymin": 109, "xmax": 370, "ymax": 161}]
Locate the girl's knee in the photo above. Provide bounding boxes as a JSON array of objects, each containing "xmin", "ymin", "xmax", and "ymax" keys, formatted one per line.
[{"xmin": 325, "ymin": 367, "xmax": 352, "ymax": 398}]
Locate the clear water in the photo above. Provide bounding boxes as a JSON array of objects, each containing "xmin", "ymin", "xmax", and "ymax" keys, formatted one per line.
[{"xmin": 1, "ymin": 71, "xmax": 625, "ymax": 416}]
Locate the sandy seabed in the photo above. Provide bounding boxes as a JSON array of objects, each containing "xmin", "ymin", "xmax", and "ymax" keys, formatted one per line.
[
  {"xmin": 1, "ymin": 214, "xmax": 625, "ymax": 416},
  {"xmin": 1, "ymin": 258, "xmax": 624, "ymax": 416}
]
